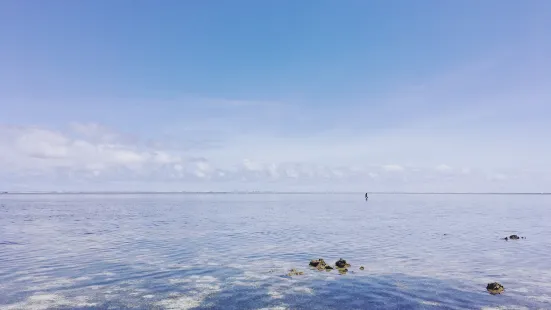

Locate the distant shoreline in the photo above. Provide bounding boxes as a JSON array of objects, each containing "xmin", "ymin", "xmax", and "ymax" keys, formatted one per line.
[{"xmin": 1, "ymin": 191, "xmax": 550, "ymax": 195}]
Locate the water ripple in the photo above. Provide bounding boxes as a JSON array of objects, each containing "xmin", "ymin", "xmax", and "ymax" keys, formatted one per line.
[{"xmin": 0, "ymin": 194, "xmax": 550, "ymax": 309}]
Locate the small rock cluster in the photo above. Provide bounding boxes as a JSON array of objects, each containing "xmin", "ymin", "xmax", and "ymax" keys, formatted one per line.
[
  {"xmin": 309, "ymin": 258, "xmax": 333, "ymax": 271},
  {"xmin": 503, "ymin": 234, "xmax": 526, "ymax": 241},
  {"xmin": 287, "ymin": 258, "xmax": 365, "ymax": 277},
  {"xmin": 288, "ymin": 231, "xmax": 525, "ymax": 297},
  {"xmin": 290, "ymin": 258, "xmax": 508, "ymax": 297},
  {"xmin": 309, "ymin": 258, "xmax": 362, "ymax": 274}
]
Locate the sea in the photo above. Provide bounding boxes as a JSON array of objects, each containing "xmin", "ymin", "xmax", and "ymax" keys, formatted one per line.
[{"xmin": 1, "ymin": 193, "xmax": 550, "ymax": 310}]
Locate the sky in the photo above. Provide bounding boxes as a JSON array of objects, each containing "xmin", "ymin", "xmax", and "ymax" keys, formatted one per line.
[{"xmin": 1, "ymin": 0, "xmax": 550, "ymax": 192}]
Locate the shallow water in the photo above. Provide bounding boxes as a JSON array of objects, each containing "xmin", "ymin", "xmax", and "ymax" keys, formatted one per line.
[{"xmin": 1, "ymin": 193, "xmax": 550, "ymax": 310}]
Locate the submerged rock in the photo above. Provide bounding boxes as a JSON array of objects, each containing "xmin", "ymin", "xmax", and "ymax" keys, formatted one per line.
[
  {"xmin": 359, "ymin": 266, "xmax": 365, "ymax": 270},
  {"xmin": 287, "ymin": 269, "xmax": 304, "ymax": 276},
  {"xmin": 486, "ymin": 282, "xmax": 504, "ymax": 295},
  {"xmin": 335, "ymin": 258, "xmax": 351, "ymax": 269},
  {"xmin": 338, "ymin": 268, "xmax": 348, "ymax": 275}
]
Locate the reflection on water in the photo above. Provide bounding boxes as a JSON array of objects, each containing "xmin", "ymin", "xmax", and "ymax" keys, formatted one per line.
[{"xmin": 1, "ymin": 194, "xmax": 550, "ymax": 309}]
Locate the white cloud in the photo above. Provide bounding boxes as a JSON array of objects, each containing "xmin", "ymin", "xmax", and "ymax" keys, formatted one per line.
[
  {"xmin": 489, "ymin": 173, "xmax": 508, "ymax": 181},
  {"xmin": 242, "ymin": 159, "xmax": 264, "ymax": 172},
  {"xmin": 0, "ymin": 125, "xmax": 175, "ymax": 175},
  {"xmin": 460, "ymin": 168, "xmax": 471, "ymax": 175},
  {"xmin": 69, "ymin": 122, "xmax": 121, "ymax": 143},
  {"xmin": 435, "ymin": 164, "xmax": 452, "ymax": 172},
  {"xmin": 382, "ymin": 164, "xmax": 405, "ymax": 172},
  {"xmin": 152, "ymin": 151, "xmax": 179, "ymax": 164},
  {"xmin": 284, "ymin": 167, "xmax": 299, "ymax": 179},
  {"xmin": 267, "ymin": 163, "xmax": 279, "ymax": 179},
  {"xmin": 0, "ymin": 118, "xmax": 550, "ymax": 192},
  {"xmin": 192, "ymin": 159, "xmax": 213, "ymax": 179},
  {"xmin": 15, "ymin": 128, "xmax": 69, "ymax": 159}
]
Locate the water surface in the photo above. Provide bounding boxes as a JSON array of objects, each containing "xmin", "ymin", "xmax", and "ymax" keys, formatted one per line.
[{"xmin": 1, "ymin": 194, "xmax": 550, "ymax": 309}]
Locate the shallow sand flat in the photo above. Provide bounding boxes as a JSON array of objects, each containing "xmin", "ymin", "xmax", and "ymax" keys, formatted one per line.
[{"xmin": 1, "ymin": 193, "xmax": 550, "ymax": 309}]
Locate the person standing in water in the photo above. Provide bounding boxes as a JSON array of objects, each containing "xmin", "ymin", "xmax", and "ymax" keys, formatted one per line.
[{"xmin": 365, "ymin": 193, "xmax": 368, "ymax": 201}]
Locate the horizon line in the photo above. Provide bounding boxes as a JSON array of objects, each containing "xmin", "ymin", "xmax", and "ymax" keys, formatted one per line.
[{"xmin": 1, "ymin": 191, "xmax": 550, "ymax": 195}]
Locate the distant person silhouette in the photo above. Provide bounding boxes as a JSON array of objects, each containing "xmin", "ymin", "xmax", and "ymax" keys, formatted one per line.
[{"xmin": 365, "ymin": 193, "xmax": 368, "ymax": 201}]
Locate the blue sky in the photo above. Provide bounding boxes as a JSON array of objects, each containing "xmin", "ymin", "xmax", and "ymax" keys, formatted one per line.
[{"xmin": 1, "ymin": 1, "xmax": 550, "ymax": 192}]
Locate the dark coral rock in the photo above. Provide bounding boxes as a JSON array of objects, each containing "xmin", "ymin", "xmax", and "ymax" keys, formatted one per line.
[
  {"xmin": 335, "ymin": 258, "xmax": 350, "ymax": 268},
  {"xmin": 309, "ymin": 258, "xmax": 327, "ymax": 268},
  {"xmin": 310, "ymin": 258, "xmax": 331, "ymax": 271},
  {"xmin": 359, "ymin": 266, "xmax": 365, "ymax": 270},
  {"xmin": 486, "ymin": 282, "xmax": 504, "ymax": 295},
  {"xmin": 504, "ymin": 234, "xmax": 525, "ymax": 240}
]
